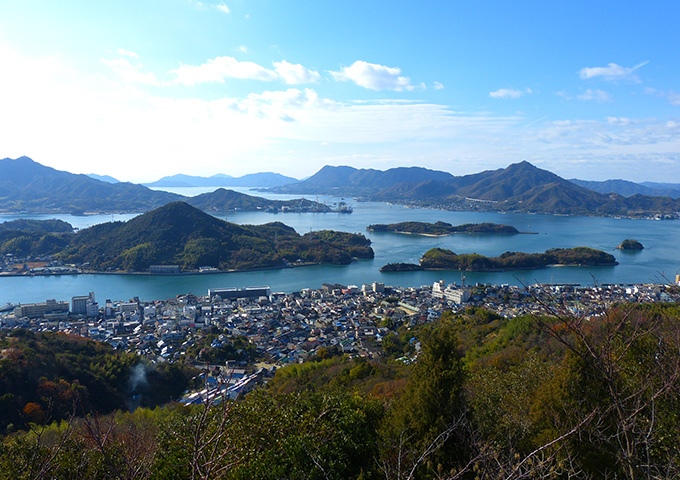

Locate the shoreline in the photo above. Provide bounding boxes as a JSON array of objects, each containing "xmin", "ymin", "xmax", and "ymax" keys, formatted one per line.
[
  {"xmin": 0, "ymin": 259, "xmax": 368, "ymax": 278},
  {"xmin": 370, "ymin": 229, "xmax": 538, "ymax": 237},
  {"xmin": 419, "ymin": 261, "xmax": 619, "ymax": 273}
]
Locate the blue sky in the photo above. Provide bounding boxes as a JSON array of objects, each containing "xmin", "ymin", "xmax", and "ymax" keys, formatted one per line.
[{"xmin": 1, "ymin": 0, "xmax": 680, "ymax": 182}]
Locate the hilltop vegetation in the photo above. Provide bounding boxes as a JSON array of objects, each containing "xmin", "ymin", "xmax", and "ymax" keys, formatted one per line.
[
  {"xmin": 2, "ymin": 303, "xmax": 679, "ymax": 479},
  {"xmin": 617, "ymin": 238, "xmax": 644, "ymax": 250},
  {"xmin": 186, "ymin": 188, "xmax": 333, "ymax": 213},
  {"xmin": 0, "ymin": 219, "xmax": 73, "ymax": 233},
  {"xmin": 58, "ymin": 202, "xmax": 373, "ymax": 271},
  {"xmin": 420, "ymin": 246, "xmax": 618, "ymax": 271},
  {"xmin": 0, "ymin": 220, "xmax": 74, "ymax": 258},
  {"xmin": 0, "ymin": 330, "xmax": 196, "ymax": 432}
]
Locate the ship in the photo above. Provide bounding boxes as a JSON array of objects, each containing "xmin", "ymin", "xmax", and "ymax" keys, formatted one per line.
[{"xmin": 337, "ymin": 201, "xmax": 353, "ymax": 214}]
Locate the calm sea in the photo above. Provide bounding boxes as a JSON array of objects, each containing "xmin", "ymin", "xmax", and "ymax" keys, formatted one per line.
[{"xmin": 1, "ymin": 187, "xmax": 679, "ymax": 304}]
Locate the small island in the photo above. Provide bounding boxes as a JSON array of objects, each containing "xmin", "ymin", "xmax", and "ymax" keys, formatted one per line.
[
  {"xmin": 380, "ymin": 262, "xmax": 423, "ymax": 272},
  {"xmin": 416, "ymin": 246, "xmax": 618, "ymax": 272},
  {"xmin": 616, "ymin": 239, "xmax": 644, "ymax": 251},
  {"xmin": 367, "ymin": 221, "xmax": 521, "ymax": 236}
]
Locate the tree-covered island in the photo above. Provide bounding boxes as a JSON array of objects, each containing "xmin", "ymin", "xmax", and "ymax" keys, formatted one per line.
[
  {"xmin": 617, "ymin": 238, "xmax": 644, "ymax": 250},
  {"xmin": 1, "ymin": 202, "xmax": 374, "ymax": 273},
  {"xmin": 367, "ymin": 221, "xmax": 520, "ymax": 236},
  {"xmin": 381, "ymin": 246, "xmax": 618, "ymax": 272},
  {"xmin": 418, "ymin": 246, "xmax": 618, "ymax": 271}
]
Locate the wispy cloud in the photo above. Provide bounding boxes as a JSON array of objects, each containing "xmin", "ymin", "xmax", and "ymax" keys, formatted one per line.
[
  {"xmin": 577, "ymin": 89, "xmax": 613, "ymax": 103},
  {"xmin": 579, "ymin": 62, "xmax": 648, "ymax": 82},
  {"xmin": 645, "ymin": 87, "xmax": 680, "ymax": 106},
  {"xmin": 171, "ymin": 57, "xmax": 323, "ymax": 86},
  {"xmin": 273, "ymin": 61, "xmax": 320, "ymax": 85},
  {"xmin": 171, "ymin": 56, "xmax": 278, "ymax": 85},
  {"xmin": 489, "ymin": 87, "xmax": 532, "ymax": 99},
  {"xmin": 216, "ymin": 3, "xmax": 230, "ymax": 13},
  {"xmin": 117, "ymin": 49, "xmax": 138, "ymax": 58},
  {"xmin": 330, "ymin": 61, "xmax": 415, "ymax": 91},
  {"xmin": 101, "ymin": 57, "xmax": 160, "ymax": 86},
  {"xmin": 433, "ymin": 81, "xmax": 444, "ymax": 90}
]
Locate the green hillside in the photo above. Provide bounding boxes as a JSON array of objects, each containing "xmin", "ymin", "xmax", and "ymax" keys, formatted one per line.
[
  {"xmin": 59, "ymin": 201, "xmax": 373, "ymax": 271},
  {"xmin": 420, "ymin": 246, "xmax": 617, "ymax": 271}
]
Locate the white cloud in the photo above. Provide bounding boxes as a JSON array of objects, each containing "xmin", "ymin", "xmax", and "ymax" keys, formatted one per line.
[
  {"xmin": 117, "ymin": 48, "xmax": 138, "ymax": 58},
  {"xmin": 607, "ymin": 117, "xmax": 632, "ymax": 125},
  {"xmin": 238, "ymin": 45, "xmax": 248, "ymax": 53},
  {"xmin": 171, "ymin": 57, "xmax": 322, "ymax": 86},
  {"xmin": 216, "ymin": 3, "xmax": 230, "ymax": 13},
  {"xmin": 273, "ymin": 60, "xmax": 320, "ymax": 85},
  {"xmin": 171, "ymin": 56, "xmax": 278, "ymax": 85},
  {"xmin": 489, "ymin": 88, "xmax": 532, "ymax": 99},
  {"xmin": 577, "ymin": 89, "xmax": 613, "ymax": 103},
  {"xmin": 579, "ymin": 61, "xmax": 647, "ymax": 82},
  {"xmin": 4, "ymin": 43, "xmax": 680, "ymax": 182},
  {"xmin": 330, "ymin": 61, "xmax": 415, "ymax": 91},
  {"xmin": 101, "ymin": 57, "xmax": 160, "ymax": 86},
  {"xmin": 433, "ymin": 81, "xmax": 444, "ymax": 90}
]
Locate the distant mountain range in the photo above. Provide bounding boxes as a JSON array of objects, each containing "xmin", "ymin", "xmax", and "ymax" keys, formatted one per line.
[
  {"xmin": 87, "ymin": 173, "xmax": 120, "ymax": 184},
  {"xmin": 270, "ymin": 162, "xmax": 680, "ymax": 218},
  {"xmin": 271, "ymin": 165, "xmax": 454, "ymax": 196},
  {"xmin": 144, "ymin": 172, "xmax": 298, "ymax": 188},
  {"xmin": 2, "ymin": 156, "xmax": 679, "ymax": 219},
  {"xmin": 0, "ymin": 156, "xmax": 181, "ymax": 214},
  {"xmin": 0, "ymin": 157, "xmax": 316, "ymax": 214},
  {"xmin": 569, "ymin": 179, "xmax": 680, "ymax": 199}
]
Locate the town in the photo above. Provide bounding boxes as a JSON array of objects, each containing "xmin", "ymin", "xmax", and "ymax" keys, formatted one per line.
[{"xmin": 3, "ymin": 280, "xmax": 679, "ymax": 373}]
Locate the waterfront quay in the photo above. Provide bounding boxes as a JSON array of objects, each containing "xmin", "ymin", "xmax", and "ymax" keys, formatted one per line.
[{"xmin": 2, "ymin": 280, "xmax": 679, "ymax": 372}]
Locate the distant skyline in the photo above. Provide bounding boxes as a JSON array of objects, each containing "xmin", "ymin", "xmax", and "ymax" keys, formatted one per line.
[{"xmin": 1, "ymin": 1, "xmax": 680, "ymax": 182}]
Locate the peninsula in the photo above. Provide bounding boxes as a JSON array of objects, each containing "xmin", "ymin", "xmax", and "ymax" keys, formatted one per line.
[{"xmin": 367, "ymin": 221, "xmax": 520, "ymax": 236}]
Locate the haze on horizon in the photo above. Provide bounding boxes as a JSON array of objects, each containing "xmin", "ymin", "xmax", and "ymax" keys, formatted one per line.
[{"xmin": 1, "ymin": 1, "xmax": 679, "ymax": 183}]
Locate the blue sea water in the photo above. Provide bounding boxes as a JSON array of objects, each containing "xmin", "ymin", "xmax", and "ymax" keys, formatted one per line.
[{"xmin": 1, "ymin": 187, "xmax": 679, "ymax": 304}]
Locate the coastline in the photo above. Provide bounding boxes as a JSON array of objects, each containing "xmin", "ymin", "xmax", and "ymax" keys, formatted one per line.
[
  {"xmin": 417, "ymin": 261, "xmax": 619, "ymax": 273},
  {"xmin": 0, "ymin": 259, "xmax": 368, "ymax": 278}
]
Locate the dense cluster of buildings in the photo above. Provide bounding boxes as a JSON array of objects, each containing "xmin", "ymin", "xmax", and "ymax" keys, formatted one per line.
[{"xmin": 2, "ymin": 280, "xmax": 679, "ymax": 371}]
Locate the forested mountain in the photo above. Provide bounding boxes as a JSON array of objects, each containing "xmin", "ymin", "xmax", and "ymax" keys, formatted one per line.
[
  {"xmin": 374, "ymin": 161, "xmax": 610, "ymax": 214},
  {"xmin": 4, "ymin": 156, "xmax": 679, "ymax": 218},
  {"xmin": 273, "ymin": 161, "xmax": 680, "ymax": 217},
  {"xmin": 0, "ymin": 156, "xmax": 181, "ymax": 213},
  {"xmin": 58, "ymin": 201, "xmax": 373, "ymax": 271},
  {"xmin": 2, "ymin": 302, "xmax": 679, "ymax": 479},
  {"xmin": 271, "ymin": 165, "xmax": 455, "ymax": 195},
  {"xmin": 0, "ymin": 219, "xmax": 73, "ymax": 233},
  {"xmin": 185, "ymin": 188, "xmax": 332, "ymax": 213}
]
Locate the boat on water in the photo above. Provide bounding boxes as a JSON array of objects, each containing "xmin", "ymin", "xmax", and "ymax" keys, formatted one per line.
[
  {"xmin": 0, "ymin": 303, "xmax": 16, "ymax": 312},
  {"xmin": 337, "ymin": 201, "xmax": 353, "ymax": 214}
]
